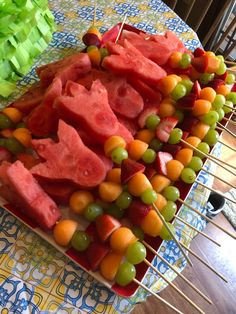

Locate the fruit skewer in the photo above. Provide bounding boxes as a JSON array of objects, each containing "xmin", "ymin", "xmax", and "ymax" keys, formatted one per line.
[
  {"xmin": 142, "ymin": 240, "xmax": 212, "ymax": 304},
  {"xmin": 174, "ymin": 215, "xmax": 221, "ymax": 247},
  {"xmin": 152, "ymin": 202, "xmax": 193, "ymax": 266},
  {"xmin": 181, "ymin": 139, "xmax": 236, "ymax": 175}
]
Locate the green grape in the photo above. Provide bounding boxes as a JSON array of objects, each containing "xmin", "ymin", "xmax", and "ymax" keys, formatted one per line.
[
  {"xmin": 173, "ymin": 109, "xmax": 184, "ymax": 123},
  {"xmin": 5, "ymin": 137, "xmax": 24, "ymax": 154},
  {"xmin": 171, "ymin": 83, "xmax": 187, "ymax": 101},
  {"xmin": 160, "ymin": 222, "xmax": 175, "ymax": 241},
  {"xmin": 200, "ymin": 110, "xmax": 219, "ymax": 125},
  {"xmin": 87, "ymin": 45, "xmax": 97, "ymax": 52},
  {"xmin": 168, "ymin": 128, "xmax": 183, "ymax": 144},
  {"xmin": 15, "ymin": 121, "xmax": 27, "ymax": 128},
  {"xmin": 179, "ymin": 53, "xmax": 191, "ymax": 69},
  {"xmin": 212, "ymin": 94, "xmax": 225, "ymax": 110},
  {"xmin": 111, "ymin": 147, "xmax": 128, "ymax": 164},
  {"xmin": 210, "ymin": 122, "xmax": 217, "ymax": 130},
  {"xmin": 161, "ymin": 201, "xmax": 177, "ymax": 222},
  {"xmin": 125, "ymin": 241, "xmax": 147, "ymax": 265},
  {"xmin": 84, "ymin": 203, "xmax": 103, "ymax": 222},
  {"xmin": 216, "ymin": 108, "xmax": 225, "ymax": 121},
  {"xmin": 181, "ymin": 168, "xmax": 196, "ymax": 184},
  {"xmin": 188, "ymin": 156, "xmax": 203, "ymax": 171},
  {"xmin": 162, "ymin": 186, "xmax": 180, "ymax": 202},
  {"xmin": 195, "ymin": 142, "xmax": 210, "ymax": 159},
  {"xmin": 145, "ymin": 114, "xmax": 160, "ymax": 130},
  {"xmin": 131, "ymin": 226, "xmax": 145, "ymax": 241},
  {"xmin": 223, "ymin": 101, "xmax": 234, "ymax": 114},
  {"xmin": 149, "ymin": 138, "xmax": 163, "ymax": 152},
  {"xmin": 181, "ymin": 79, "xmax": 194, "ymax": 93},
  {"xmin": 216, "ymin": 62, "xmax": 227, "ymax": 75},
  {"xmin": 225, "ymin": 74, "xmax": 235, "ymax": 85},
  {"xmin": 141, "ymin": 188, "xmax": 157, "ymax": 204},
  {"xmin": 199, "ymin": 73, "xmax": 214, "ymax": 85},
  {"xmin": 226, "ymin": 92, "xmax": 236, "ymax": 105},
  {"xmin": 0, "ymin": 114, "xmax": 14, "ymax": 129},
  {"xmin": 71, "ymin": 230, "xmax": 90, "ymax": 251},
  {"xmin": 0, "ymin": 138, "xmax": 6, "ymax": 147},
  {"xmin": 216, "ymin": 55, "xmax": 224, "ymax": 62},
  {"xmin": 105, "ymin": 204, "xmax": 125, "ymax": 219},
  {"xmin": 100, "ymin": 47, "xmax": 109, "ymax": 60},
  {"xmin": 115, "ymin": 262, "xmax": 136, "ymax": 286},
  {"xmin": 115, "ymin": 191, "xmax": 132, "ymax": 209},
  {"xmin": 203, "ymin": 129, "xmax": 219, "ymax": 146},
  {"xmin": 142, "ymin": 148, "xmax": 156, "ymax": 163}
]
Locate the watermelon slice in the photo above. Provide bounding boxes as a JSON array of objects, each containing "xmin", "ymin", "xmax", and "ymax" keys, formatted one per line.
[
  {"xmin": 103, "ymin": 40, "xmax": 166, "ymax": 85},
  {"xmin": 0, "ymin": 160, "xmax": 61, "ymax": 230},
  {"xmin": 121, "ymin": 30, "xmax": 187, "ymax": 65},
  {"xmin": 55, "ymin": 80, "xmax": 120, "ymax": 144},
  {"xmin": 36, "ymin": 53, "xmax": 91, "ymax": 87},
  {"xmin": 31, "ymin": 120, "xmax": 106, "ymax": 188}
]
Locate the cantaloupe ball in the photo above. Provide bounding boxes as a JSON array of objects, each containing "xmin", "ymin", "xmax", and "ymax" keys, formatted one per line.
[
  {"xmin": 53, "ymin": 219, "xmax": 78, "ymax": 247},
  {"xmin": 100, "ymin": 251, "xmax": 123, "ymax": 281},
  {"xmin": 140, "ymin": 210, "xmax": 163, "ymax": 237},
  {"xmin": 110, "ymin": 227, "xmax": 137, "ymax": 253}
]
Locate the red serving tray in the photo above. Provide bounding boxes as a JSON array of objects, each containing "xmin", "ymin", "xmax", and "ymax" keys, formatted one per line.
[{"xmin": 0, "ymin": 23, "xmax": 230, "ymax": 297}]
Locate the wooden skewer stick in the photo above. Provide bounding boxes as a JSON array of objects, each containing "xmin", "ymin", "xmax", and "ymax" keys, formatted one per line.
[
  {"xmin": 201, "ymin": 167, "xmax": 236, "ymax": 190},
  {"xmin": 174, "ymin": 215, "xmax": 221, "ymax": 247},
  {"xmin": 218, "ymin": 139, "xmax": 236, "ymax": 152},
  {"xmin": 144, "ymin": 259, "xmax": 205, "ymax": 314},
  {"xmin": 142, "ymin": 241, "xmax": 212, "ymax": 304},
  {"xmin": 152, "ymin": 202, "xmax": 193, "ymax": 266},
  {"xmin": 115, "ymin": 15, "xmax": 127, "ymax": 43},
  {"xmin": 181, "ymin": 139, "xmax": 236, "ymax": 175},
  {"xmin": 178, "ymin": 198, "xmax": 236, "ymax": 240},
  {"xmin": 180, "ymin": 242, "xmax": 227, "ymax": 283},
  {"xmin": 222, "ymin": 116, "xmax": 236, "ymax": 126},
  {"xmin": 133, "ymin": 278, "xmax": 183, "ymax": 314},
  {"xmin": 217, "ymin": 122, "xmax": 236, "ymax": 139},
  {"xmin": 225, "ymin": 60, "xmax": 236, "ymax": 66},
  {"xmin": 196, "ymin": 180, "xmax": 236, "ymax": 205}
]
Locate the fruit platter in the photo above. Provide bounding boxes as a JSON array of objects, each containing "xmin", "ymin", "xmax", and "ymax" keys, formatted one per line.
[{"xmin": 0, "ymin": 7, "xmax": 236, "ymax": 314}]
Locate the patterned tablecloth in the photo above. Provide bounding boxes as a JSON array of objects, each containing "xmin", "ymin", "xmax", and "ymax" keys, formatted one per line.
[{"xmin": 0, "ymin": 1, "xmax": 218, "ymax": 313}]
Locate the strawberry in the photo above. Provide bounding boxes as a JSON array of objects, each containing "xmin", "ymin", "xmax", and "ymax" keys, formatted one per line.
[
  {"xmin": 208, "ymin": 79, "xmax": 225, "ymax": 91},
  {"xmin": 176, "ymin": 93, "xmax": 197, "ymax": 110},
  {"xmin": 193, "ymin": 47, "xmax": 205, "ymax": 57},
  {"xmin": 179, "ymin": 116, "xmax": 198, "ymax": 132},
  {"xmin": 155, "ymin": 116, "xmax": 178, "ymax": 143},
  {"xmin": 192, "ymin": 80, "xmax": 201, "ymax": 97},
  {"xmin": 86, "ymin": 242, "xmax": 109, "ymax": 271},
  {"xmin": 191, "ymin": 55, "xmax": 208, "ymax": 73},
  {"xmin": 216, "ymin": 72, "xmax": 227, "ymax": 81},
  {"xmin": 231, "ymin": 83, "xmax": 236, "ymax": 92},
  {"xmin": 95, "ymin": 214, "xmax": 121, "ymax": 242},
  {"xmin": 0, "ymin": 147, "xmax": 12, "ymax": 163},
  {"xmin": 121, "ymin": 158, "xmax": 145, "ymax": 184},
  {"xmin": 162, "ymin": 144, "xmax": 181, "ymax": 157},
  {"xmin": 155, "ymin": 151, "xmax": 173, "ymax": 175},
  {"xmin": 137, "ymin": 105, "xmax": 159, "ymax": 128},
  {"xmin": 85, "ymin": 222, "xmax": 98, "ymax": 242},
  {"xmin": 144, "ymin": 165, "xmax": 156, "ymax": 180},
  {"xmin": 127, "ymin": 199, "xmax": 151, "ymax": 226}
]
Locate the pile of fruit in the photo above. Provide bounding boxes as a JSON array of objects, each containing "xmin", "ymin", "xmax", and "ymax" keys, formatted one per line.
[
  {"xmin": 0, "ymin": 23, "xmax": 235, "ymax": 294},
  {"xmin": 0, "ymin": 0, "xmax": 55, "ymax": 97}
]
